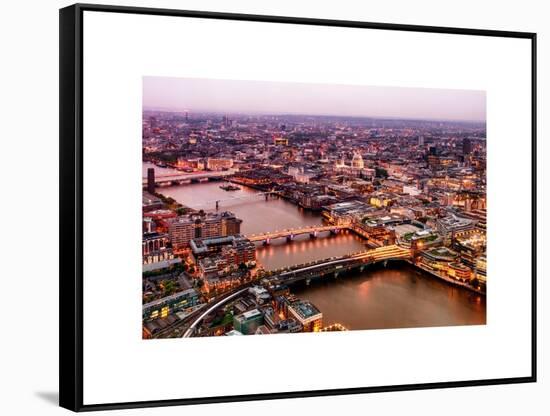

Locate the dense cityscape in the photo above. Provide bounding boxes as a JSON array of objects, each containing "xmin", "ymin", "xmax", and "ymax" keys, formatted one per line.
[{"xmin": 142, "ymin": 109, "xmax": 487, "ymax": 339}]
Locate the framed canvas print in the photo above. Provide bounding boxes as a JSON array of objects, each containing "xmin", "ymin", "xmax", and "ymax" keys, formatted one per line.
[{"xmin": 59, "ymin": 3, "xmax": 537, "ymax": 412}]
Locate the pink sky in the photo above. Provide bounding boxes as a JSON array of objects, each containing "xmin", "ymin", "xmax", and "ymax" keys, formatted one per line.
[{"xmin": 143, "ymin": 76, "xmax": 486, "ymax": 122}]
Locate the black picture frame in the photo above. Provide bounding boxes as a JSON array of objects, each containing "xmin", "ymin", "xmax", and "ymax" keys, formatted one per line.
[{"xmin": 59, "ymin": 3, "xmax": 537, "ymax": 412}]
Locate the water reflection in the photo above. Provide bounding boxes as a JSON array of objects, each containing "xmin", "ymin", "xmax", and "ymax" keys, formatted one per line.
[
  {"xmin": 157, "ymin": 178, "xmax": 486, "ymax": 331},
  {"xmin": 292, "ymin": 264, "xmax": 486, "ymax": 330},
  {"xmin": 256, "ymin": 231, "xmax": 365, "ymax": 271}
]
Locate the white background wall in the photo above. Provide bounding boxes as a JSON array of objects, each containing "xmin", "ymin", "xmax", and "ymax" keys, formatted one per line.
[{"xmin": 0, "ymin": 0, "xmax": 547, "ymax": 414}]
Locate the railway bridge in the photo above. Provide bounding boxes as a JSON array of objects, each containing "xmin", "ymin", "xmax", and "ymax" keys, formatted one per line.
[{"xmin": 270, "ymin": 245, "xmax": 412, "ymax": 285}]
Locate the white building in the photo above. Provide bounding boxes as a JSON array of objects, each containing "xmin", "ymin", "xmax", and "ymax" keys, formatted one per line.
[
  {"xmin": 351, "ymin": 151, "xmax": 365, "ymax": 169},
  {"xmin": 403, "ymin": 185, "xmax": 422, "ymax": 196}
]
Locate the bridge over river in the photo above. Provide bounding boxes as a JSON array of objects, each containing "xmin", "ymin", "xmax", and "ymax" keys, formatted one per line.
[
  {"xmin": 182, "ymin": 245, "xmax": 412, "ymax": 337},
  {"xmin": 143, "ymin": 169, "xmax": 236, "ymax": 187},
  {"xmin": 246, "ymin": 224, "xmax": 347, "ymax": 244},
  {"xmin": 268, "ymin": 244, "xmax": 412, "ymax": 285}
]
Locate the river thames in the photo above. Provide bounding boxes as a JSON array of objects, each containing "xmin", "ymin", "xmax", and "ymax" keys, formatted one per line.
[{"xmin": 150, "ymin": 165, "xmax": 486, "ymax": 331}]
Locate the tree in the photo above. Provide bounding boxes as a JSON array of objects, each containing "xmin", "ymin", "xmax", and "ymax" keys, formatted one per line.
[
  {"xmin": 375, "ymin": 167, "xmax": 388, "ymax": 178},
  {"xmin": 161, "ymin": 279, "xmax": 177, "ymax": 296},
  {"xmin": 176, "ymin": 207, "xmax": 188, "ymax": 216}
]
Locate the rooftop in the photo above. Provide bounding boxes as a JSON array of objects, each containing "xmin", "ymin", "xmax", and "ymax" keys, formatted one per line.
[
  {"xmin": 237, "ymin": 309, "xmax": 263, "ymax": 321},
  {"xmin": 424, "ymin": 247, "xmax": 458, "ymax": 261},
  {"xmin": 142, "ymin": 288, "xmax": 199, "ymax": 310},
  {"xmin": 289, "ymin": 300, "xmax": 321, "ymax": 319}
]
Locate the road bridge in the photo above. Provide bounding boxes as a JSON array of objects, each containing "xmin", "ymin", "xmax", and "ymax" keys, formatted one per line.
[
  {"xmin": 142, "ymin": 169, "xmax": 236, "ymax": 187},
  {"xmin": 246, "ymin": 224, "xmax": 346, "ymax": 244}
]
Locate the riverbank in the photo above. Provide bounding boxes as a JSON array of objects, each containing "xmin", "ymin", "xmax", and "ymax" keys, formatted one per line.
[
  {"xmin": 228, "ymin": 178, "xmax": 325, "ymax": 211},
  {"xmin": 226, "ymin": 181, "xmax": 486, "ymax": 297},
  {"xmin": 293, "ymin": 262, "xmax": 486, "ymax": 330},
  {"xmin": 278, "ymin": 255, "xmax": 485, "ymax": 297},
  {"xmin": 409, "ymin": 261, "xmax": 486, "ymax": 296},
  {"xmin": 157, "ymin": 179, "xmax": 486, "ymax": 297},
  {"xmin": 152, "ymin": 177, "xmax": 486, "ymax": 330}
]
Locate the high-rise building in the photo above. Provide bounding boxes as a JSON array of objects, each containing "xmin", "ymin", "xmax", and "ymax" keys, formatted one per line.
[
  {"xmin": 147, "ymin": 168, "xmax": 155, "ymax": 194},
  {"xmin": 462, "ymin": 138, "xmax": 473, "ymax": 155},
  {"xmin": 418, "ymin": 136, "xmax": 425, "ymax": 146}
]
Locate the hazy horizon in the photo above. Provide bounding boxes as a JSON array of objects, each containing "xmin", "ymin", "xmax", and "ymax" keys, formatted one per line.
[{"xmin": 143, "ymin": 76, "xmax": 486, "ymax": 122}]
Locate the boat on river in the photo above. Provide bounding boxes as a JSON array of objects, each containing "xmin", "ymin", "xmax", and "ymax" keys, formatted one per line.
[{"xmin": 220, "ymin": 183, "xmax": 241, "ymax": 191}]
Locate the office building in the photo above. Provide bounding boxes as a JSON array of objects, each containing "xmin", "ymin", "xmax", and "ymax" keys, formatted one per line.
[
  {"xmin": 168, "ymin": 211, "xmax": 242, "ymax": 249},
  {"xmin": 147, "ymin": 167, "xmax": 155, "ymax": 194},
  {"xmin": 463, "ymin": 138, "xmax": 473, "ymax": 155},
  {"xmin": 233, "ymin": 309, "xmax": 264, "ymax": 335},
  {"xmin": 142, "ymin": 288, "xmax": 201, "ymax": 321},
  {"xmin": 206, "ymin": 158, "xmax": 233, "ymax": 170},
  {"xmin": 142, "ymin": 191, "xmax": 162, "ymax": 212},
  {"xmin": 287, "ymin": 300, "xmax": 323, "ymax": 332}
]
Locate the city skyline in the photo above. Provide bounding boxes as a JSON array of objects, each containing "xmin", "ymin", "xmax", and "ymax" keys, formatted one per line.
[
  {"xmin": 142, "ymin": 78, "xmax": 487, "ymax": 339},
  {"xmin": 143, "ymin": 76, "xmax": 486, "ymax": 122}
]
